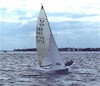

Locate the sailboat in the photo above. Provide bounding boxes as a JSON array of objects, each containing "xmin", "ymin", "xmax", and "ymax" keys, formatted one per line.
[{"xmin": 36, "ymin": 5, "xmax": 68, "ymax": 74}]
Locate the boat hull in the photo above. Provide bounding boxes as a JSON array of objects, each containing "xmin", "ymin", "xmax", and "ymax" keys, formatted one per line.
[{"xmin": 53, "ymin": 68, "xmax": 68, "ymax": 74}]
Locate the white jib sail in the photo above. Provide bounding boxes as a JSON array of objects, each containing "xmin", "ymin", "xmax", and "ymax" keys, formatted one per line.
[
  {"xmin": 36, "ymin": 5, "xmax": 66, "ymax": 71},
  {"xmin": 49, "ymin": 34, "xmax": 66, "ymax": 71}
]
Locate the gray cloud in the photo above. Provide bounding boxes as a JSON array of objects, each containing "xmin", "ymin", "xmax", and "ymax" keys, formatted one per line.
[
  {"xmin": 0, "ymin": 21, "xmax": 36, "ymax": 50},
  {"xmin": 47, "ymin": 12, "xmax": 99, "ymax": 18},
  {"xmin": 0, "ymin": 7, "xmax": 99, "ymax": 50},
  {"xmin": 0, "ymin": 7, "xmax": 7, "ymax": 14},
  {"xmin": 0, "ymin": 21, "xmax": 35, "ymax": 35}
]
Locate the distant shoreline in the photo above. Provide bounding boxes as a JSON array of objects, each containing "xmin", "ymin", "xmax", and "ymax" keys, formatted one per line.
[
  {"xmin": 13, "ymin": 48, "xmax": 100, "ymax": 52},
  {"xmin": 0, "ymin": 48, "xmax": 100, "ymax": 52}
]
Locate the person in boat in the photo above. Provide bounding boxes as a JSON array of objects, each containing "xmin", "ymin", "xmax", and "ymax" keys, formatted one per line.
[
  {"xmin": 65, "ymin": 60, "xmax": 73, "ymax": 66},
  {"xmin": 4, "ymin": 51, "xmax": 7, "ymax": 53}
]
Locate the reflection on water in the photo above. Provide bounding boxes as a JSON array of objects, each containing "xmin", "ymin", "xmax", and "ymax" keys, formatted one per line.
[{"xmin": 0, "ymin": 52, "xmax": 100, "ymax": 86}]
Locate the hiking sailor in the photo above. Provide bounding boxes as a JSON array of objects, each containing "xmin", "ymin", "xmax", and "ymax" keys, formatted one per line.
[{"xmin": 65, "ymin": 60, "xmax": 73, "ymax": 66}]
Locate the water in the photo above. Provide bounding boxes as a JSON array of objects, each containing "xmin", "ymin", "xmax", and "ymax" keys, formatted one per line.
[{"xmin": 0, "ymin": 52, "xmax": 100, "ymax": 86}]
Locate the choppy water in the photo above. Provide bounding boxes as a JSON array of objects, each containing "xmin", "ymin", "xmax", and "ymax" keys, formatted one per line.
[{"xmin": 0, "ymin": 52, "xmax": 100, "ymax": 86}]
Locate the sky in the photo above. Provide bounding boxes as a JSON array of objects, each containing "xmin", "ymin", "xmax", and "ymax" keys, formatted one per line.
[{"xmin": 0, "ymin": 0, "xmax": 100, "ymax": 50}]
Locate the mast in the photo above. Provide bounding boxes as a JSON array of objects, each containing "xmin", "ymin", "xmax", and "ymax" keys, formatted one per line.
[{"xmin": 36, "ymin": 5, "xmax": 67, "ymax": 71}]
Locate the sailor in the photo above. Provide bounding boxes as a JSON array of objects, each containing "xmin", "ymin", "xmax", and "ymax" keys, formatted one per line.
[{"xmin": 65, "ymin": 60, "xmax": 73, "ymax": 66}]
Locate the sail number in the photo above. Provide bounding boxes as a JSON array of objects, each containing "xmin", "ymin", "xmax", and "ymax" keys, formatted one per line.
[
  {"xmin": 36, "ymin": 27, "xmax": 43, "ymax": 35},
  {"xmin": 36, "ymin": 27, "xmax": 44, "ymax": 44},
  {"xmin": 56, "ymin": 63, "xmax": 61, "ymax": 66},
  {"xmin": 36, "ymin": 19, "xmax": 45, "ymax": 44},
  {"xmin": 36, "ymin": 35, "xmax": 44, "ymax": 43}
]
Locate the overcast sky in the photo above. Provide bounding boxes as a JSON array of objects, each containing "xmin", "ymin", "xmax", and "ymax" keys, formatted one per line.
[{"xmin": 0, "ymin": 0, "xmax": 100, "ymax": 50}]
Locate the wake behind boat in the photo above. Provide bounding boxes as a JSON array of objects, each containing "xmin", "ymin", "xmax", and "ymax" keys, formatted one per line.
[{"xmin": 36, "ymin": 5, "xmax": 71, "ymax": 74}]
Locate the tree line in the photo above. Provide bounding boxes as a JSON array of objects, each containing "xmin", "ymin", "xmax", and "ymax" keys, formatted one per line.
[{"xmin": 14, "ymin": 48, "xmax": 100, "ymax": 51}]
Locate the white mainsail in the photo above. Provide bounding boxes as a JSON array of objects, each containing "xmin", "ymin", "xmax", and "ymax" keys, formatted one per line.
[
  {"xmin": 36, "ymin": 5, "xmax": 52, "ymax": 67},
  {"xmin": 36, "ymin": 5, "xmax": 66, "ymax": 71}
]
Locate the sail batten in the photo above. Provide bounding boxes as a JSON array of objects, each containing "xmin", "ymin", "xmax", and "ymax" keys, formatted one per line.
[{"xmin": 36, "ymin": 5, "xmax": 66, "ymax": 71}]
